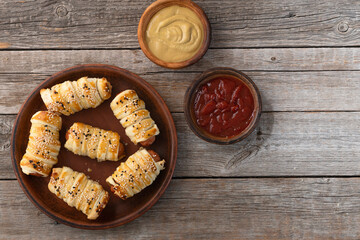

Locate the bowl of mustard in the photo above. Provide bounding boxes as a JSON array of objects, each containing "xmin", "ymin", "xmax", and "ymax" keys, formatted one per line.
[{"xmin": 138, "ymin": 0, "xmax": 211, "ymax": 69}]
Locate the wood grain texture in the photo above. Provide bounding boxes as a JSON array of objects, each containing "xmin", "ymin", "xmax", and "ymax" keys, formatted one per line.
[
  {"xmin": 1, "ymin": 49, "xmax": 360, "ymax": 114},
  {"xmin": 3, "ymin": 112, "xmax": 360, "ymax": 179},
  {"xmin": 0, "ymin": 0, "xmax": 360, "ymax": 49},
  {"xmin": 2, "ymin": 0, "xmax": 360, "ymax": 237},
  {"xmin": 2, "ymin": 71, "xmax": 360, "ymax": 114},
  {"xmin": 0, "ymin": 115, "xmax": 14, "ymax": 179},
  {"xmin": 176, "ymin": 111, "xmax": 360, "ymax": 177},
  {"xmin": 2, "ymin": 178, "xmax": 360, "ymax": 239},
  {"xmin": 2, "ymin": 48, "xmax": 360, "ymax": 75}
]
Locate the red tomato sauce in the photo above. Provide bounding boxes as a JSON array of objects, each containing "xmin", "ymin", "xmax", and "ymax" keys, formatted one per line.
[{"xmin": 194, "ymin": 77, "xmax": 255, "ymax": 138}]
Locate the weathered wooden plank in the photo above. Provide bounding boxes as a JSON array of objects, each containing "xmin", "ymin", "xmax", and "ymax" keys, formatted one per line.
[
  {"xmin": 1, "ymin": 71, "xmax": 360, "ymax": 114},
  {"xmin": 175, "ymin": 111, "xmax": 360, "ymax": 177},
  {"xmin": 2, "ymin": 49, "xmax": 360, "ymax": 74},
  {"xmin": 2, "ymin": 178, "xmax": 360, "ymax": 239},
  {"xmin": 0, "ymin": 115, "xmax": 14, "ymax": 179},
  {"xmin": 0, "ymin": 0, "xmax": 359, "ymax": 49},
  {"xmin": 2, "ymin": 112, "xmax": 360, "ymax": 179}
]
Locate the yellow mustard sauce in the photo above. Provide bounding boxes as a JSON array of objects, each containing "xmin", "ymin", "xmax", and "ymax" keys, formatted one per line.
[{"xmin": 145, "ymin": 5, "xmax": 204, "ymax": 63}]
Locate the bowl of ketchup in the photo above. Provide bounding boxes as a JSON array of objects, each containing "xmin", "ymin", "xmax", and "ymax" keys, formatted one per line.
[{"xmin": 184, "ymin": 67, "xmax": 262, "ymax": 144}]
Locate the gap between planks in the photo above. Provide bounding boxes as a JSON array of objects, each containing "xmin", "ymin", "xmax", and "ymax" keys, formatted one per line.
[
  {"xmin": 5, "ymin": 175, "xmax": 360, "ymax": 182},
  {"xmin": 3, "ymin": 46, "xmax": 360, "ymax": 52}
]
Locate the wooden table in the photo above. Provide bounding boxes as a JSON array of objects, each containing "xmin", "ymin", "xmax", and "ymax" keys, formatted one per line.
[{"xmin": 1, "ymin": 0, "xmax": 360, "ymax": 239}]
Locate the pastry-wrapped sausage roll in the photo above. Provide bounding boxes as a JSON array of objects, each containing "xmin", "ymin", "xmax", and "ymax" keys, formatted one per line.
[
  {"xmin": 65, "ymin": 122, "xmax": 125, "ymax": 162},
  {"xmin": 48, "ymin": 166, "xmax": 109, "ymax": 220},
  {"xmin": 20, "ymin": 111, "xmax": 62, "ymax": 177},
  {"xmin": 106, "ymin": 148, "xmax": 165, "ymax": 200},
  {"xmin": 110, "ymin": 90, "xmax": 159, "ymax": 146},
  {"xmin": 40, "ymin": 77, "xmax": 112, "ymax": 116}
]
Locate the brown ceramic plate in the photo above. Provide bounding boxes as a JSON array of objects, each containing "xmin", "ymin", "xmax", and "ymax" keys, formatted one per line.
[{"xmin": 11, "ymin": 64, "xmax": 177, "ymax": 229}]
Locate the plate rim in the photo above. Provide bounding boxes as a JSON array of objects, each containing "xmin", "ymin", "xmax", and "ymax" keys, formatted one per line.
[{"xmin": 11, "ymin": 64, "xmax": 178, "ymax": 229}]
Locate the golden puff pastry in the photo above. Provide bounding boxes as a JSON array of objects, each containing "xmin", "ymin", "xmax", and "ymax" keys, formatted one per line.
[
  {"xmin": 40, "ymin": 77, "xmax": 112, "ymax": 116},
  {"xmin": 110, "ymin": 90, "xmax": 159, "ymax": 146},
  {"xmin": 65, "ymin": 122, "xmax": 125, "ymax": 162},
  {"xmin": 106, "ymin": 148, "xmax": 165, "ymax": 200},
  {"xmin": 48, "ymin": 166, "xmax": 109, "ymax": 220},
  {"xmin": 20, "ymin": 111, "xmax": 62, "ymax": 177}
]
